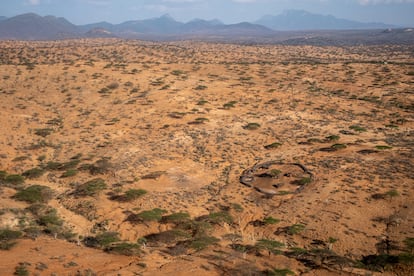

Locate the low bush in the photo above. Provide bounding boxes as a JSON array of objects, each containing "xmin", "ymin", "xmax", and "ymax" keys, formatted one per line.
[
  {"xmin": 105, "ymin": 242, "xmax": 141, "ymax": 256},
  {"xmin": 0, "ymin": 229, "xmax": 22, "ymax": 250},
  {"xmin": 22, "ymin": 168, "xmax": 45, "ymax": 179},
  {"xmin": 135, "ymin": 208, "xmax": 167, "ymax": 222},
  {"xmin": 4, "ymin": 174, "xmax": 25, "ymax": 186},
  {"xmin": 161, "ymin": 212, "xmax": 191, "ymax": 224},
  {"xmin": 255, "ymin": 239, "xmax": 284, "ymax": 254},
  {"xmin": 74, "ymin": 178, "xmax": 107, "ymax": 197},
  {"xmin": 243, "ymin": 122, "xmax": 261, "ymax": 130},
  {"xmin": 13, "ymin": 185, "xmax": 53, "ymax": 203}
]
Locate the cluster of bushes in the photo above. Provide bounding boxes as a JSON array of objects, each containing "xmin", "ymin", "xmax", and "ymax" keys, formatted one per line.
[{"xmin": 83, "ymin": 231, "xmax": 141, "ymax": 256}]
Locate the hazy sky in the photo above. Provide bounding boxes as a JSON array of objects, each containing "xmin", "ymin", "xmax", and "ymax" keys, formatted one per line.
[{"xmin": 1, "ymin": 0, "xmax": 413, "ymax": 26}]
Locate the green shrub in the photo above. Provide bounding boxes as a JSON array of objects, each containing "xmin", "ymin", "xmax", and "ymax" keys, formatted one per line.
[
  {"xmin": 223, "ymin": 101, "xmax": 237, "ymax": 109},
  {"xmin": 256, "ymin": 239, "xmax": 284, "ymax": 254},
  {"xmin": 74, "ymin": 178, "xmax": 107, "ymax": 197},
  {"xmin": 269, "ymin": 169, "xmax": 282, "ymax": 177},
  {"xmin": 96, "ymin": 232, "xmax": 121, "ymax": 247},
  {"xmin": 105, "ymin": 242, "xmax": 141, "ymax": 256},
  {"xmin": 331, "ymin": 143, "xmax": 347, "ymax": 150},
  {"xmin": 145, "ymin": 229, "xmax": 191, "ymax": 245},
  {"xmin": 264, "ymin": 142, "xmax": 282, "ymax": 149},
  {"xmin": 349, "ymin": 125, "xmax": 367, "ymax": 132},
  {"xmin": 87, "ymin": 158, "xmax": 112, "ymax": 175},
  {"xmin": 189, "ymin": 236, "xmax": 219, "ymax": 251},
  {"xmin": 0, "ymin": 229, "xmax": 22, "ymax": 241},
  {"xmin": 0, "ymin": 171, "xmax": 7, "ymax": 181},
  {"xmin": 178, "ymin": 220, "xmax": 212, "ymax": 237},
  {"xmin": 171, "ymin": 70, "xmax": 184, "ymax": 76},
  {"xmin": 263, "ymin": 217, "xmax": 280, "ymax": 225},
  {"xmin": 325, "ymin": 135, "xmax": 340, "ymax": 141},
  {"xmin": 136, "ymin": 208, "xmax": 167, "ymax": 222},
  {"xmin": 161, "ymin": 212, "xmax": 191, "ymax": 224},
  {"xmin": 287, "ymin": 224, "xmax": 305, "ymax": 235},
  {"xmin": 34, "ymin": 128, "xmax": 53, "ymax": 137},
  {"xmin": 44, "ymin": 159, "xmax": 80, "ymax": 171},
  {"xmin": 243, "ymin": 123, "xmax": 261, "ymax": 130},
  {"xmin": 0, "ymin": 229, "xmax": 22, "ymax": 250},
  {"xmin": 22, "ymin": 168, "xmax": 45, "ymax": 179},
  {"xmin": 4, "ymin": 174, "xmax": 25, "ymax": 185},
  {"xmin": 386, "ymin": 189, "xmax": 399, "ymax": 197},
  {"xmin": 206, "ymin": 211, "xmax": 233, "ymax": 225},
  {"xmin": 13, "ymin": 185, "xmax": 53, "ymax": 203},
  {"xmin": 197, "ymin": 99, "xmax": 209, "ymax": 105},
  {"xmin": 404, "ymin": 237, "xmax": 414, "ymax": 253},
  {"xmin": 231, "ymin": 203, "xmax": 244, "ymax": 212},
  {"xmin": 37, "ymin": 208, "xmax": 62, "ymax": 227},
  {"xmin": 293, "ymin": 177, "xmax": 312, "ymax": 186},
  {"xmin": 0, "ymin": 240, "xmax": 18, "ymax": 250},
  {"xmin": 194, "ymin": 85, "xmax": 207, "ymax": 90},
  {"xmin": 61, "ymin": 169, "xmax": 78, "ymax": 178},
  {"xmin": 124, "ymin": 189, "xmax": 147, "ymax": 201},
  {"xmin": 14, "ymin": 263, "xmax": 29, "ymax": 276}
]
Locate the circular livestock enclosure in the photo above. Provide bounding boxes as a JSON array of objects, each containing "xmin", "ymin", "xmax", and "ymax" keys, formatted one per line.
[{"xmin": 240, "ymin": 161, "xmax": 314, "ymax": 196}]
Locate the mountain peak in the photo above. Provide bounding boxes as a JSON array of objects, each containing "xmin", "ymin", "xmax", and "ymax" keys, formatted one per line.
[{"xmin": 160, "ymin": 14, "xmax": 174, "ymax": 20}]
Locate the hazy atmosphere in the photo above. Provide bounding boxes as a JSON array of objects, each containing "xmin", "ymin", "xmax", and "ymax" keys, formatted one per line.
[{"xmin": 1, "ymin": 0, "xmax": 414, "ymax": 26}]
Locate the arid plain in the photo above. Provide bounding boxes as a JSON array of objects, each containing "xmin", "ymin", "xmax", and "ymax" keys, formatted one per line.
[{"xmin": 0, "ymin": 39, "xmax": 413, "ymax": 275}]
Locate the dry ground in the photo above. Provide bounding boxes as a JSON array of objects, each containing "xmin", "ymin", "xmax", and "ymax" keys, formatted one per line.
[{"xmin": 0, "ymin": 39, "xmax": 413, "ymax": 275}]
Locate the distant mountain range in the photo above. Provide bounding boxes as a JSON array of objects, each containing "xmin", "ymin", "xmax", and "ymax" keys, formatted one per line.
[
  {"xmin": 0, "ymin": 10, "xmax": 412, "ymax": 44},
  {"xmin": 256, "ymin": 10, "xmax": 395, "ymax": 30}
]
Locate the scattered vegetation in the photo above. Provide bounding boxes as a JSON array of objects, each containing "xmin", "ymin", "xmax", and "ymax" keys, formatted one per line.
[
  {"xmin": 243, "ymin": 122, "xmax": 261, "ymax": 130},
  {"xmin": 0, "ymin": 229, "xmax": 22, "ymax": 250},
  {"xmin": 13, "ymin": 185, "xmax": 53, "ymax": 203},
  {"xmin": 74, "ymin": 178, "xmax": 107, "ymax": 197}
]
